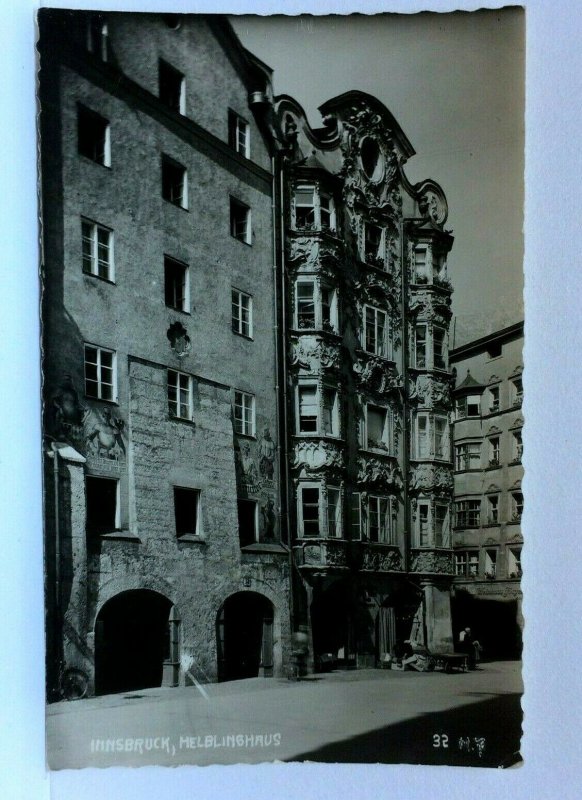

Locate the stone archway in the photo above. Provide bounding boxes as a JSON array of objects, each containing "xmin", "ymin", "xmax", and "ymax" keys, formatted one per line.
[
  {"xmin": 94, "ymin": 589, "xmax": 175, "ymax": 695},
  {"xmin": 216, "ymin": 592, "xmax": 274, "ymax": 682}
]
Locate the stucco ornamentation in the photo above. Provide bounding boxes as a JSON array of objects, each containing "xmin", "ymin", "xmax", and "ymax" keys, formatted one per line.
[
  {"xmin": 418, "ymin": 187, "xmax": 448, "ymax": 226},
  {"xmin": 354, "ymin": 356, "xmax": 403, "ymax": 397},
  {"xmin": 361, "ymin": 546, "xmax": 402, "ymax": 572},
  {"xmin": 293, "ymin": 439, "xmax": 345, "ymax": 474},
  {"xmin": 408, "ymin": 290, "xmax": 452, "ymax": 324},
  {"xmin": 357, "ymin": 456, "xmax": 403, "ymax": 490},
  {"xmin": 408, "ymin": 464, "xmax": 453, "ymax": 493},
  {"xmin": 290, "ymin": 337, "xmax": 342, "ymax": 373},
  {"xmin": 410, "ymin": 550, "xmax": 454, "ymax": 575},
  {"xmin": 408, "ymin": 374, "xmax": 451, "ymax": 407}
]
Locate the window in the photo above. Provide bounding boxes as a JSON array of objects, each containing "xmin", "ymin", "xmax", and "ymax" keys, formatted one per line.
[
  {"xmin": 231, "ymin": 289, "xmax": 253, "ymax": 338},
  {"xmin": 455, "ymin": 442, "xmax": 481, "ymax": 471},
  {"xmin": 363, "ymin": 404, "xmax": 390, "ymax": 452},
  {"xmin": 297, "ymin": 384, "xmax": 339, "ymax": 437},
  {"xmin": 434, "ymin": 503, "xmax": 451, "ymax": 547},
  {"xmin": 433, "ymin": 326, "xmax": 447, "ymax": 370},
  {"xmin": 322, "ymin": 388, "xmax": 339, "ymax": 436},
  {"xmin": 230, "ymin": 198, "xmax": 251, "ymax": 243},
  {"xmin": 168, "ymin": 370, "xmax": 193, "ymax": 420},
  {"xmin": 327, "ymin": 488, "xmax": 342, "ymax": 538},
  {"xmin": 78, "ymin": 105, "xmax": 110, "ymax": 166},
  {"xmin": 86, "ymin": 15, "xmax": 108, "ymax": 61},
  {"xmin": 229, "ymin": 111, "xmax": 250, "ymax": 158},
  {"xmin": 455, "ymin": 499, "xmax": 481, "ymax": 528},
  {"xmin": 489, "ymin": 437, "xmax": 500, "ymax": 466},
  {"xmin": 86, "ymin": 476, "xmax": 119, "ymax": 534},
  {"xmin": 485, "ymin": 549, "xmax": 497, "ymax": 577},
  {"xmin": 414, "ymin": 324, "xmax": 427, "ymax": 368},
  {"xmin": 299, "ymin": 486, "xmax": 320, "ymax": 537},
  {"xmin": 292, "ymin": 184, "xmax": 336, "ymax": 231},
  {"xmin": 237, "ymin": 499, "xmax": 258, "ymax": 547},
  {"xmin": 414, "ymin": 413, "xmax": 449, "ymax": 460},
  {"xmin": 507, "ymin": 546, "xmax": 522, "ymax": 578},
  {"xmin": 295, "ymin": 280, "xmax": 338, "ymax": 332},
  {"xmin": 415, "ymin": 501, "xmax": 451, "ymax": 548},
  {"xmin": 363, "ymin": 305, "xmax": 389, "ymax": 357},
  {"xmin": 298, "ymin": 386, "xmax": 318, "ymax": 433},
  {"xmin": 456, "ymin": 394, "xmax": 481, "ymax": 418},
  {"xmin": 164, "ymin": 257, "xmax": 189, "ymax": 312},
  {"xmin": 414, "ymin": 246, "xmax": 428, "ymax": 281},
  {"xmin": 174, "ymin": 487, "xmax": 200, "ymax": 537},
  {"xmin": 362, "ymin": 223, "xmax": 385, "ymax": 267},
  {"xmin": 417, "ymin": 502, "xmax": 430, "ymax": 547},
  {"xmin": 512, "ymin": 378, "xmax": 523, "ymax": 407},
  {"xmin": 366, "ymin": 496, "xmax": 391, "ymax": 543},
  {"xmin": 456, "ymin": 550, "xmax": 479, "ymax": 577},
  {"xmin": 489, "ymin": 386, "xmax": 500, "ymax": 412},
  {"xmin": 296, "ymin": 282, "xmax": 315, "ymax": 329},
  {"xmin": 162, "ymin": 156, "xmax": 188, "ymax": 208},
  {"xmin": 233, "ymin": 391, "xmax": 255, "ymax": 436},
  {"xmin": 159, "ymin": 60, "xmax": 185, "ymax": 114},
  {"xmin": 512, "ymin": 491, "xmax": 523, "ymax": 521},
  {"xmin": 84, "ymin": 344, "xmax": 116, "ymax": 401},
  {"xmin": 512, "ymin": 430, "xmax": 523, "ymax": 463},
  {"xmin": 487, "ymin": 495, "xmax": 499, "ymax": 524},
  {"xmin": 82, "ymin": 219, "xmax": 113, "ymax": 281},
  {"xmin": 487, "ymin": 341, "xmax": 502, "ymax": 359},
  {"xmin": 414, "ymin": 324, "xmax": 447, "ymax": 369}
]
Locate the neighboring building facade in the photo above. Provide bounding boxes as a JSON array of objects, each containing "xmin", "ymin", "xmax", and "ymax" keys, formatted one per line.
[
  {"xmin": 39, "ymin": 10, "xmax": 290, "ymax": 698},
  {"xmin": 39, "ymin": 10, "xmax": 458, "ymax": 698},
  {"xmin": 449, "ymin": 322, "xmax": 524, "ymax": 659}
]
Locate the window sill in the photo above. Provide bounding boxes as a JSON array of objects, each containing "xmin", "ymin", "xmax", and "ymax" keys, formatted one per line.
[
  {"xmin": 168, "ymin": 415, "xmax": 197, "ymax": 428},
  {"xmin": 454, "ymin": 468, "xmax": 482, "ymax": 474},
  {"xmin": 78, "ymin": 154, "xmax": 111, "ymax": 170},
  {"xmin": 162, "ymin": 198, "xmax": 189, "ymax": 212},
  {"xmin": 166, "ymin": 305, "xmax": 191, "ymax": 315},
  {"xmin": 240, "ymin": 542, "xmax": 288, "ymax": 554},
  {"xmin": 177, "ymin": 533, "xmax": 207, "ymax": 544},
  {"xmin": 234, "ymin": 431, "xmax": 257, "ymax": 440},
  {"xmin": 83, "ymin": 272, "xmax": 116, "ymax": 286},
  {"xmin": 357, "ymin": 349, "xmax": 395, "ymax": 364},
  {"xmin": 95, "ymin": 529, "xmax": 140, "ymax": 542},
  {"xmin": 294, "ymin": 433, "xmax": 344, "ymax": 442},
  {"xmin": 359, "ymin": 446, "xmax": 394, "ymax": 457},
  {"xmin": 85, "ymin": 394, "xmax": 119, "ymax": 407},
  {"xmin": 232, "ymin": 330, "xmax": 254, "ymax": 341},
  {"xmin": 230, "ymin": 235, "xmax": 252, "ymax": 247}
]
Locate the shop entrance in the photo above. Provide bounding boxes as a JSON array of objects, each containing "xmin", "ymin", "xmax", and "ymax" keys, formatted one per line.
[
  {"xmin": 94, "ymin": 590, "xmax": 174, "ymax": 695},
  {"xmin": 217, "ymin": 592, "xmax": 274, "ymax": 681}
]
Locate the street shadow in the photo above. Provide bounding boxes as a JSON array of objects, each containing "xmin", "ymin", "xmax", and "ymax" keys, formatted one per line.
[{"xmin": 287, "ymin": 692, "xmax": 522, "ymax": 768}]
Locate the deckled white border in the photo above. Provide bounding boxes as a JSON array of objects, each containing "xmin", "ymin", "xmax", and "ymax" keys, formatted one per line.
[{"xmin": 1, "ymin": 1, "xmax": 580, "ymax": 798}]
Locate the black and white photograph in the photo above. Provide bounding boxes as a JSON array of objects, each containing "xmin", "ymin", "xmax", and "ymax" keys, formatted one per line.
[{"xmin": 35, "ymin": 6, "xmax": 527, "ymax": 771}]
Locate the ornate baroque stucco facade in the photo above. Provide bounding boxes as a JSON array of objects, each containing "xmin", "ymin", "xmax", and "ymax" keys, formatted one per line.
[
  {"xmin": 40, "ymin": 10, "xmax": 458, "ymax": 698},
  {"xmin": 275, "ymin": 92, "xmax": 456, "ymax": 668}
]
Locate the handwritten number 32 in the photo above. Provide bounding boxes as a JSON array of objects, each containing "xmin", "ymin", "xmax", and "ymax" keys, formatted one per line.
[{"xmin": 433, "ymin": 734, "xmax": 449, "ymax": 748}]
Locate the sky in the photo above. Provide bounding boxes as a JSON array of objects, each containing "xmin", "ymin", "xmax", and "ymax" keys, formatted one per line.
[{"xmin": 230, "ymin": 9, "xmax": 525, "ymax": 347}]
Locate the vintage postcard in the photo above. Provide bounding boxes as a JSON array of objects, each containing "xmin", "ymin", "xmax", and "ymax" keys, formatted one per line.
[{"xmin": 38, "ymin": 7, "xmax": 524, "ymax": 770}]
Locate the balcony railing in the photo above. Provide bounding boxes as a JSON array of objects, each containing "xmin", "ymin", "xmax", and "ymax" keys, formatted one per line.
[{"xmin": 293, "ymin": 539, "xmax": 402, "ymax": 572}]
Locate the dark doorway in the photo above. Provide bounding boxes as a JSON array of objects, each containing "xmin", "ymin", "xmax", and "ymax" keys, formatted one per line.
[
  {"xmin": 217, "ymin": 592, "xmax": 274, "ymax": 681},
  {"xmin": 452, "ymin": 590, "xmax": 522, "ymax": 659},
  {"xmin": 94, "ymin": 590, "xmax": 173, "ymax": 695}
]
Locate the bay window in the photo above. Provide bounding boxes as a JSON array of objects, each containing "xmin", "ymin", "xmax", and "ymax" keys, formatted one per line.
[
  {"xmin": 413, "ymin": 323, "xmax": 447, "ymax": 370},
  {"xmin": 414, "ymin": 413, "xmax": 449, "ymax": 460},
  {"xmin": 361, "ymin": 222, "xmax": 386, "ymax": 268},
  {"xmin": 297, "ymin": 384, "xmax": 339, "ymax": 437},
  {"xmin": 298, "ymin": 484, "xmax": 343, "ymax": 538},
  {"xmin": 414, "ymin": 500, "xmax": 451, "ymax": 548},
  {"xmin": 362, "ymin": 404, "xmax": 391, "ymax": 452},
  {"xmin": 295, "ymin": 279, "xmax": 338, "ymax": 332},
  {"xmin": 292, "ymin": 183, "xmax": 336, "ymax": 231}
]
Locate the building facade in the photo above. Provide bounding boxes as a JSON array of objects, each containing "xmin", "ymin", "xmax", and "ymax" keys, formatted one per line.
[
  {"xmin": 39, "ymin": 10, "xmax": 458, "ymax": 698},
  {"xmin": 449, "ymin": 322, "xmax": 524, "ymax": 659}
]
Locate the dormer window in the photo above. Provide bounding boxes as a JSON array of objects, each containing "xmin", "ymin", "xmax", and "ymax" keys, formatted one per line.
[{"xmin": 292, "ymin": 184, "xmax": 336, "ymax": 232}]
